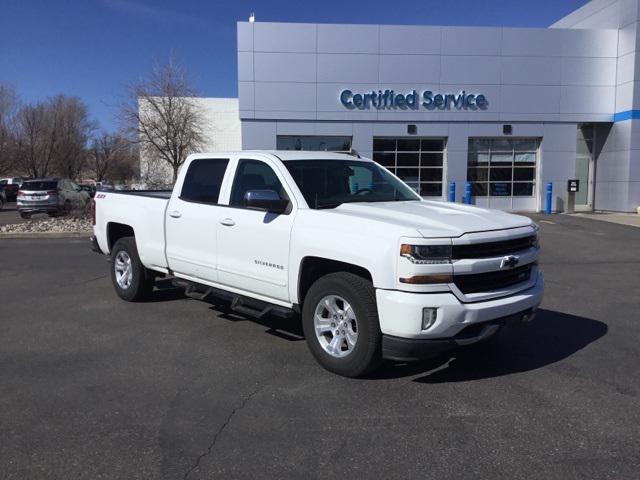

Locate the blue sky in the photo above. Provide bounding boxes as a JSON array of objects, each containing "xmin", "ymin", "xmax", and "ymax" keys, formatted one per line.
[{"xmin": 0, "ymin": 0, "xmax": 588, "ymax": 132}]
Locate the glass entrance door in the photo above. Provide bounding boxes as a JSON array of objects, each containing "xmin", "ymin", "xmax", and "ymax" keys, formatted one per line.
[{"xmin": 575, "ymin": 125, "xmax": 594, "ymax": 211}]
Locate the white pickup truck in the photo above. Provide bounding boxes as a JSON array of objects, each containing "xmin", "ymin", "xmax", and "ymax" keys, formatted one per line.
[{"xmin": 92, "ymin": 151, "xmax": 543, "ymax": 377}]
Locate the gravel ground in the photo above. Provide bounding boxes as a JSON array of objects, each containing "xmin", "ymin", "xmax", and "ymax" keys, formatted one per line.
[{"xmin": 0, "ymin": 214, "xmax": 92, "ymax": 233}]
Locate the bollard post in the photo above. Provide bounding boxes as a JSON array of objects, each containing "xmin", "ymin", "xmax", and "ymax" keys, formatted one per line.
[
  {"xmin": 464, "ymin": 182, "xmax": 472, "ymax": 205},
  {"xmin": 448, "ymin": 181, "xmax": 456, "ymax": 202},
  {"xmin": 545, "ymin": 182, "xmax": 553, "ymax": 214}
]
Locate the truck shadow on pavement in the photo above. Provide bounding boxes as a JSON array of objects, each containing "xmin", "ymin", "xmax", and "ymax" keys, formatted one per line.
[
  {"xmin": 141, "ymin": 279, "xmax": 189, "ymax": 302},
  {"xmin": 371, "ymin": 309, "xmax": 608, "ymax": 382},
  {"xmin": 145, "ymin": 285, "xmax": 608, "ymax": 382}
]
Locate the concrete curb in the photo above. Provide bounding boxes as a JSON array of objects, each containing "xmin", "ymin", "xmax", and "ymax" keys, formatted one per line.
[
  {"xmin": 572, "ymin": 213, "xmax": 640, "ymax": 228},
  {"xmin": 0, "ymin": 231, "xmax": 92, "ymax": 239}
]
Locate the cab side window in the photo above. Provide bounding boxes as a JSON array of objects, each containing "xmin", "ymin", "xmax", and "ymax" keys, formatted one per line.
[
  {"xmin": 180, "ymin": 159, "xmax": 230, "ymax": 204},
  {"xmin": 229, "ymin": 159, "xmax": 288, "ymax": 207}
]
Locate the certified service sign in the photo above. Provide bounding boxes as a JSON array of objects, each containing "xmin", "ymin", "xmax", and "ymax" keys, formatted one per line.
[{"xmin": 339, "ymin": 89, "xmax": 488, "ymax": 111}]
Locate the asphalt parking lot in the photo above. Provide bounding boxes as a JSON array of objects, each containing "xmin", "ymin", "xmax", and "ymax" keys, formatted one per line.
[
  {"xmin": 0, "ymin": 202, "xmax": 29, "ymax": 226},
  {"xmin": 1, "ymin": 214, "xmax": 639, "ymax": 479}
]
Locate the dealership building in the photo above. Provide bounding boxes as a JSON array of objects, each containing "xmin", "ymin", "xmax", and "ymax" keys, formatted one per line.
[{"xmin": 194, "ymin": 0, "xmax": 640, "ymax": 212}]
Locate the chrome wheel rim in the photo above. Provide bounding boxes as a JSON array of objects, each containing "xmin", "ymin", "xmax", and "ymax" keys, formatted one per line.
[
  {"xmin": 114, "ymin": 251, "xmax": 133, "ymax": 289},
  {"xmin": 314, "ymin": 295, "xmax": 358, "ymax": 358}
]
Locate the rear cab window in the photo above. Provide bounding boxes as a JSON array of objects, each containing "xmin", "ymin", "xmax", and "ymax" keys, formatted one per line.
[{"xmin": 180, "ymin": 158, "xmax": 230, "ymax": 204}]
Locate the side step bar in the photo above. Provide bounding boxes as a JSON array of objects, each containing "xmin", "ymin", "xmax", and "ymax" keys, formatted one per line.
[{"xmin": 172, "ymin": 278, "xmax": 297, "ymax": 319}]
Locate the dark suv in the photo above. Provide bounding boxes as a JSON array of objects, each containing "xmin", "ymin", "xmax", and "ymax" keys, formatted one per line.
[
  {"xmin": 17, "ymin": 178, "xmax": 90, "ymax": 218},
  {"xmin": 0, "ymin": 177, "xmax": 23, "ymax": 202}
]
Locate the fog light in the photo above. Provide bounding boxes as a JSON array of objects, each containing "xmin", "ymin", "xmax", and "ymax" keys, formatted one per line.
[{"xmin": 422, "ymin": 308, "xmax": 438, "ymax": 330}]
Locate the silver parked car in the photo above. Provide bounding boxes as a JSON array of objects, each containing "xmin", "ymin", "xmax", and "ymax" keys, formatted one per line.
[{"xmin": 17, "ymin": 178, "xmax": 90, "ymax": 219}]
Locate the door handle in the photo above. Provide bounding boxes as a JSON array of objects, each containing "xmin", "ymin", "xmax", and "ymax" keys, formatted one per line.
[
  {"xmin": 219, "ymin": 218, "xmax": 235, "ymax": 226},
  {"xmin": 169, "ymin": 210, "xmax": 182, "ymax": 218}
]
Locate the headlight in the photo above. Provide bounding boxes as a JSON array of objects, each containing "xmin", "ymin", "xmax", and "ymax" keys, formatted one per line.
[{"xmin": 400, "ymin": 244, "xmax": 452, "ymax": 264}]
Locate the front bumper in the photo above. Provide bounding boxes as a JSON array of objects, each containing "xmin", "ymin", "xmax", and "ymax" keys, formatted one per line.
[
  {"xmin": 382, "ymin": 309, "xmax": 535, "ymax": 361},
  {"xmin": 376, "ymin": 271, "xmax": 544, "ymax": 358}
]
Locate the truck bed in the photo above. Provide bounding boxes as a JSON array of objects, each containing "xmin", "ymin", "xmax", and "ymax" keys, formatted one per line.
[{"xmin": 94, "ymin": 190, "xmax": 171, "ymax": 271}]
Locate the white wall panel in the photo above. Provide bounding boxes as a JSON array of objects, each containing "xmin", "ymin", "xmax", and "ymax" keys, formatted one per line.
[
  {"xmin": 254, "ymin": 83, "xmax": 316, "ymax": 111},
  {"xmin": 253, "ymin": 22, "xmax": 316, "ymax": 52},
  {"xmin": 254, "ymin": 53, "xmax": 316, "ymax": 82},
  {"xmin": 237, "ymin": 22, "xmax": 253, "ymax": 52},
  {"xmin": 241, "ymin": 121, "xmax": 276, "ymax": 149},
  {"xmin": 560, "ymin": 86, "xmax": 616, "ymax": 114},
  {"xmin": 501, "ymin": 86, "xmax": 560, "ymax": 114},
  {"xmin": 380, "ymin": 25, "xmax": 441, "ymax": 54},
  {"xmin": 441, "ymin": 27, "xmax": 501, "ymax": 56},
  {"xmin": 237, "ymin": 51, "xmax": 254, "ymax": 82},
  {"xmin": 317, "ymin": 54, "xmax": 379, "ymax": 83},
  {"xmin": 379, "ymin": 55, "xmax": 440, "ymax": 84},
  {"xmin": 501, "ymin": 28, "xmax": 565, "ymax": 57},
  {"xmin": 317, "ymin": 24, "xmax": 378, "ymax": 54},
  {"xmin": 501, "ymin": 57, "xmax": 562, "ymax": 86},
  {"xmin": 440, "ymin": 56, "xmax": 501, "ymax": 85}
]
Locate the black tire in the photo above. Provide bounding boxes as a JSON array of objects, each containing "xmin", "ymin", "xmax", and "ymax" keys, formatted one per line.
[
  {"xmin": 110, "ymin": 236, "xmax": 155, "ymax": 302},
  {"xmin": 19, "ymin": 212, "xmax": 31, "ymax": 219},
  {"xmin": 302, "ymin": 272, "xmax": 382, "ymax": 377}
]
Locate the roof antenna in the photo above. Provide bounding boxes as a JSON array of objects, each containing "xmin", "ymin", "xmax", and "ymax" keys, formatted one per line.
[{"xmin": 249, "ymin": 12, "xmax": 255, "ymax": 22}]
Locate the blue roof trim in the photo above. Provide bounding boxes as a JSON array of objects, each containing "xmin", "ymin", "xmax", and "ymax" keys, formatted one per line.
[{"xmin": 614, "ymin": 110, "xmax": 640, "ymax": 122}]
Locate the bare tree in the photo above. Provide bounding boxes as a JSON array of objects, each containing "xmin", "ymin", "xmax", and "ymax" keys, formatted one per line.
[
  {"xmin": 87, "ymin": 132, "xmax": 134, "ymax": 182},
  {"xmin": 15, "ymin": 101, "xmax": 56, "ymax": 178},
  {"xmin": 0, "ymin": 83, "xmax": 19, "ymax": 175},
  {"xmin": 50, "ymin": 95, "xmax": 95, "ymax": 179},
  {"xmin": 110, "ymin": 143, "xmax": 139, "ymax": 184},
  {"xmin": 14, "ymin": 95, "xmax": 94, "ymax": 179},
  {"xmin": 122, "ymin": 58, "xmax": 205, "ymax": 184}
]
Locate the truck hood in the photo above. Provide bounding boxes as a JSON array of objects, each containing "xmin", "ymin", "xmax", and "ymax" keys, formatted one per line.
[{"xmin": 328, "ymin": 200, "xmax": 534, "ymax": 238}]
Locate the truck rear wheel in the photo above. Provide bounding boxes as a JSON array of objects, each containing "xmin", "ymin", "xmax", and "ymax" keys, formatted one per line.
[
  {"xmin": 302, "ymin": 272, "xmax": 382, "ymax": 377},
  {"xmin": 110, "ymin": 236, "xmax": 155, "ymax": 302}
]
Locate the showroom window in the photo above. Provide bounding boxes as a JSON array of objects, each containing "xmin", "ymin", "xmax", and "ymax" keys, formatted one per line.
[
  {"xmin": 372, "ymin": 138, "xmax": 445, "ymax": 197},
  {"xmin": 276, "ymin": 136, "xmax": 352, "ymax": 152},
  {"xmin": 467, "ymin": 138, "xmax": 539, "ymax": 197}
]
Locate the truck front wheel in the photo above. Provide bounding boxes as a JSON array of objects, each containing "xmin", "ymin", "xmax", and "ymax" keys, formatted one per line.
[
  {"xmin": 302, "ymin": 272, "xmax": 382, "ymax": 377},
  {"xmin": 110, "ymin": 236, "xmax": 155, "ymax": 302}
]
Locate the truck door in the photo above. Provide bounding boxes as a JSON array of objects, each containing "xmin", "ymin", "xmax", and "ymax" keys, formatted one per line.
[
  {"xmin": 216, "ymin": 158, "xmax": 295, "ymax": 302},
  {"xmin": 165, "ymin": 157, "xmax": 230, "ymax": 282}
]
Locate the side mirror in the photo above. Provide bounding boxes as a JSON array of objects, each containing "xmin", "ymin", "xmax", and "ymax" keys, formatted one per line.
[{"xmin": 244, "ymin": 189, "xmax": 288, "ymax": 214}]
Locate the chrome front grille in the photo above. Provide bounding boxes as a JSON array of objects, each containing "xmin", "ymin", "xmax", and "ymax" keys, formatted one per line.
[{"xmin": 453, "ymin": 264, "xmax": 533, "ymax": 294}]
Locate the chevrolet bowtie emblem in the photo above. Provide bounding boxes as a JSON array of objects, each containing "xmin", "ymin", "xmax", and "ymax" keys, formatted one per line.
[{"xmin": 500, "ymin": 255, "xmax": 520, "ymax": 269}]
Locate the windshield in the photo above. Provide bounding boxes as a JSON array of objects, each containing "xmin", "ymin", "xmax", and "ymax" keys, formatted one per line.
[{"xmin": 283, "ymin": 159, "xmax": 420, "ymax": 209}]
